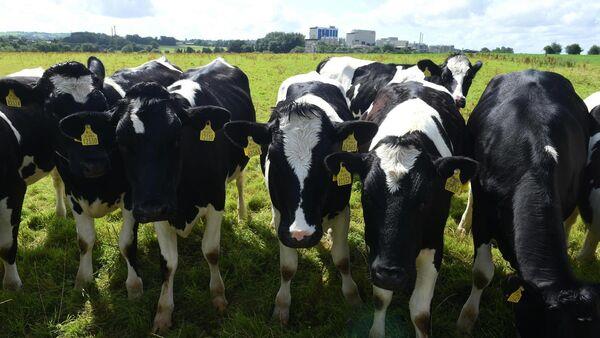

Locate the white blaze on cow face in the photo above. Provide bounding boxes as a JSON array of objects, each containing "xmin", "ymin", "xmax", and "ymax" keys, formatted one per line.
[
  {"xmin": 376, "ymin": 144, "xmax": 421, "ymax": 193},
  {"xmin": 168, "ymin": 79, "xmax": 201, "ymax": 106},
  {"xmin": 128, "ymin": 99, "xmax": 145, "ymax": 134},
  {"xmin": 446, "ymin": 55, "xmax": 471, "ymax": 103},
  {"xmin": 279, "ymin": 113, "xmax": 323, "ymax": 240},
  {"xmin": 104, "ymin": 77, "xmax": 126, "ymax": 98},
  {"xmin": 50, "ymin": 74, "xmax": 94, "ymax": 103}
]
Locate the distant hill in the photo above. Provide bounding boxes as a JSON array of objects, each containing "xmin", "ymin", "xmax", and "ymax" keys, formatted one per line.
[{"xmin": 0, "ymin": 31, "xmax": 70, "ymax": 40}]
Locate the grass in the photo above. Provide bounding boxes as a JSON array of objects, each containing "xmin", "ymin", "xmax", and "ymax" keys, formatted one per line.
[{"xmin": 0, "ymin": 52, "xmax": 599, "ymax": 337}]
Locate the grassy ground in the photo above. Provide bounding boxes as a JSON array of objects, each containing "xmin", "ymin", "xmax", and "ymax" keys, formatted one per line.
[{"xmin": 0, "ymin": 52, "xmax": 599, "ymax": 337}]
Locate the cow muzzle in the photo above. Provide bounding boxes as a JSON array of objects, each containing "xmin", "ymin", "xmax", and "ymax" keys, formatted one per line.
[
  {"xmin": 133, "ymin": 202, "xmax": 176, "ymax": 223},
  {"xmin": 454, "ymin": 96, "xmax": 466, "ymax": 108},
  {"xmin": 371, "ymin": 260, "xmax": 413, "ymax": 291},
  {"xmin": 80, "ymin": 159, "xmax": 110, "ymax": 178}
]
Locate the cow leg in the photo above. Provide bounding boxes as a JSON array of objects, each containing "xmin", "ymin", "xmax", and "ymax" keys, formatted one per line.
[
  {"xmin": 564, "ymin": 207, "xmax": 579, "ymax": 246},
  {"xmin": 118, "ymin": 208, "xmax": 142, "ymax": 299},
  {"xmin": 51, "ymin": 169, "xmax": 66, "ymax": 218},
  {"xmin": 328, "ymin": 206, "xmax": 361, "ymax": 305},
  {"xmin": 369, "ymin": 286, "xmax": 393, "ymax": 338},
  {"xmin": 153, "ymin": 221, "xmax": 178, "ymax": 334},
  {"xmin": 457, "ymin": 183, "xmax": 473, "ymax": 235},
  {"xmin": 270, "ymin": 206, "xmax": 281, "ymax": 229},
  {"xmin": 72, "ymin": 209, "xmax": 96, "ymax": 289},
  {"xmin": 409, "ymin": 249, "xmax": 438, "ymax": 338},
  {"xmin": 273, "ymin": 242, "xmax": 298, "ymax": 325},
  {"xmin": 203, "ymin": 205, "xmax": 227, "ymax": 312},
  {"xmin": 235, "ymin": 170, "xmax": 247, "ymax": 221},
  {"xmin": 0, "ymin": 184, "xmax": 25, "ymax": 291}
]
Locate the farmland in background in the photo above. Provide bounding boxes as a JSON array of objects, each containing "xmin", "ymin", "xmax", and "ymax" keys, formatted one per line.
[{"xmin": 0, "ymin": 52, "xmax": 599, "ymax": 337}]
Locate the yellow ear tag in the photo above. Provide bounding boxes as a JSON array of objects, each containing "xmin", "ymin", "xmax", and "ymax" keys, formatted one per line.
[
  {"xmin": 507, "ymin": 286, "xmax": 524, "ymax": 303},
  {"xmin": 199, "ymin": 121, "xmax": 216, "ymax": 142},
  {"xmin": 244, "ymin": 136, "xmax": 261, "ymax": 157},
  {"xmin": 5, "ymin": 89, "xmax": 21, "ymax": 108},
  {"xmin": 335, "ymin": 163, "xmax": 352, "ymax": 187},
  {"xmin": 423, "ymin": 68, "xmax": 432, "ymax": 77},
  {"xmin": 342, "ymin": 132, "xmax": 358, "ymax": 152},
  {"xmin": 445, "ymin": 169, "xmax": 465, "ymax": 194},
  {"xmin": 80, "ymin": 124, "xmax": 99, "ymax": 146}
]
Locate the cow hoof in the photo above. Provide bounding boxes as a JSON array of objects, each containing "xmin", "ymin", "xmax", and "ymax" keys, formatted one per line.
[
  {"xmin": 457, "ymin": 225, "xmax": 468, "ymax": 237},
  {"xmin": 3, "ymin": 277, "xmax": 23, "ymax": 291},
  {"xmin": 212, "ymin": 295, "xmax": 228, "ymax": 313},
  {"xmin": 577, "ymin": 251, "xmax": 597, "ymax": 263},
  {"xmin": 272, "ymin": 306, "xmax": 290, "ymax": 325},
  {"xmin": 126, "ymin": 277, "xmax": 144, "ymax": 300},
  {"xmin": 74, "ymin": 273, "xmax": 92, "ymax": 290},
  {"xmin": 368, "ymin": 326, "xmax": 385, "ymax": 338},
  {"xmin": 457, "ymin": 307, "xmax": 478, "ymax": 334},
  {"xmin": 153, "ymin": 308, "xmax": 173, "ymax": 335},
  {"xmin": 237, "ymin": 207, "xmax": 247, "ymax": 222}
]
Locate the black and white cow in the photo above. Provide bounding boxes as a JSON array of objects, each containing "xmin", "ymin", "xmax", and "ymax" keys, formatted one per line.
[
  {"xmin": 0, "ymin": 68, "xmax": 68, "ymax": 290},
  {"xmin": 325, "ymin": 79, "xmax": 477, "ymax": 338},
  {"xmin": 112, "ymin": 57, "xmax": 255, "ymax": 333},
  {"xmin": 317, "ymin": 54, "xmax": 483, "ymax": 117},
  {"xmin": 456, "ymin": 70, "xmax": 600, "ymax": 337},
  {"xmin": 224, "ymin": 71, "xmax": 378, "ymax": 324}
]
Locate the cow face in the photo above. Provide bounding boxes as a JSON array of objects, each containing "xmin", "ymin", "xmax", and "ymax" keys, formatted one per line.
[
  {"xmin": 114, "ymin": 82, "xmax": 230, "ymax": 223},
  {"xmin": 58, "ymin": 112, "xmax": 116, "ymax": 178},
  {"xmin": 224, "ymin": 102, "xmax": 377, "ymax": 248},
  {"xmin": 325, "ymin": 135, "xmax": 477, "ymax": 290},
  {"xmin": 417, "ymin": 54, "xmax": 483, "ymax": 108}
]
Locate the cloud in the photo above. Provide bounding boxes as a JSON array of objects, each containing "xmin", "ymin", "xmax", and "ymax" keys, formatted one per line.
[{"xmin": 93, "ymin": 0, "xmax": 155, "ymax": 18}]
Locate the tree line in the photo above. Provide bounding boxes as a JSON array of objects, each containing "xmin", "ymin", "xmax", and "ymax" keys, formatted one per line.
[{"xmin": 543, "ymin": 42, "xmax": 600, "ymax": 55}]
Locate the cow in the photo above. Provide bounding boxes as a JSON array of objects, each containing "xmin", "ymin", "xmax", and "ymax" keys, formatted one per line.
[
  {"xmin": 224, "ymin": 71, "xmax": 378, "ymax": 325},
  {"xmin": 111, "ymin": 57, "xmax": 255, "ymax": 333},
  {"xmin": 456, "ymin": 70, "xmax": 600, "ymax": 337},
  {"xmin": 324, "ymin": 78, "xmax": 477, "ymax": 337},
  {"xmin": 317, "ymin": 54, "xmax": 483, "ymax": 118},
  {"xmin": 0, "ymin": 69, "xmax": 68, "ymax": 290}
]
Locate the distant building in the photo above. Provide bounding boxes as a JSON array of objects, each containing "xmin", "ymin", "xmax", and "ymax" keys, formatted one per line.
[
  {"xmin": 305, "ymin": 39, "xmax": 319, "ymax": 53},
  {"xmin": 346, "ymin": 29, "xmax": 376, "ymax": 48},
  {"xmin": 429, "ymin": 45, "xmax": 456, "ymax": 53},
  {"xmin": 409, "ymin": 42, "xmax": 429, "ymax": 53},
  {"xmin": 376, "ymin": 37, "xmax": 409, "ymax": 48},
  {"xmin": 309, "ymin": 26, "xmax": 338, "ymax": 40}
]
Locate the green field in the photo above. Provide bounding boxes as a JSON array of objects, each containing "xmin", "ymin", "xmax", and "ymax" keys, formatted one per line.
[{"xmin": 0, "ymin": 52, "xmax": 599, "ymax": 337}]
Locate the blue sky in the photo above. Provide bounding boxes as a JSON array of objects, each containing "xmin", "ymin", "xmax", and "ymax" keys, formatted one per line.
[{"xmin": 0, "ymin": 0, "xmax": 598, "ymax": 53}]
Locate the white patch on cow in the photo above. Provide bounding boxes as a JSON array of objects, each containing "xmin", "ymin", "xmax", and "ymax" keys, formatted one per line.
[
  {"xmin": 7, "ymin": 67, "xmax": 44, "ymax": 78},
  {"xmin": 168, "ymin": 79, "xmax": 201, "ymax": 106},
  {"xmin": 0, "ymin": 198, "xmax": 13, "ymax": 251},
  {"xmin": 277, "ymin": 71, "xmax": 346, "ymax": 104},
  {"xmin": 50, "ymin": 74, "xmax": 94, "ymax": 103},
  {"xmin": 75, "ymin": 197, "xmax": 119, "ymax": 218},
  {"xmin": 0, "ymin": 109, "xmax": 21, "ymax": 143},
  {"xmin": 156, "ymin": 56, "xmax": 182, "ymax": 73},
  {"xmin": 265, "ymin": 153, "xmax": 283, "ymax": 230},
  {"xmin": 199, "ymin": 57, "xmax": 234, "ymax": 70},
  {"xmin": 409, "ymin": 248, "xmax": 438, "ymax": 338},
  {"xmin": 370, "ymin": 285, "xmax": 393, "ymax": 338},
  {"xmin": 376, "ymin": 144, "xmax": 421, "ymax": 193},
  {"xmin": 19, "ymin": 155, "xmax": 47, "ymax": 185},
  {"xmin": 280, "ymin": 114, "xmax": 322, "ymax": 238},
  {"xmin": 446, "ymin": 55, "xmax": 470, "ymax": 101},
  {"xmin": 369, "ymin": 98, "xmax": 453, "ymax": 157},
  {"xmin": 104, "ymin": 77, "xmax": 126, "ymax": 98},
  {"xmin": 294, "ymin": 94, "xmax": 343, "ymax": 123},
  {"xmin": 544, "ymin": 145, "xmax": 559, "ymax": 163},
  {"xmin": 128, "ymin": 98, "xmax": 145, "ymax": 134},
  {"xmin": 352, "ymin": 83, "xmax": 361, "ymax": 99},
  {"xmin": 589, "ymin": 132, "xmax": 600, "ymax": 163},
  {"xmin": 389, "ymin": 65, "xmax": 426, "ymax": 84},
  {"xmin": 585, "ymin": 92, "xmax": 600, "ymax": 112},
  {"xmin": 318, "ymin": 56, "xmax": 374, "ymax": 93}
]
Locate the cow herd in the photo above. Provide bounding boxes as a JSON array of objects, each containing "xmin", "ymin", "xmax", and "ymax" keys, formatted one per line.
[{"xmin": 0, "ymin": 54, "xmax": 599, "ymax": 337}]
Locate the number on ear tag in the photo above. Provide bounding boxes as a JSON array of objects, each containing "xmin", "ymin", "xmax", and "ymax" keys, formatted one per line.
[
  {"xmin": 199, "ymin": 121, "xmax": 216, "ymax": 142},
  {"xmin": 342, "ymin": 132, "xmax": 358, "ymax": 152},
  {"xmin": 507, "ymin": 286, "xmax": 524, "ymax": 303},
  {"xmin": 423, "ymin": 68, "xmax": 432, "ymax": 77},
  {"xmin": 81, "ymin": 125, "xmax": 99, "ymax": 146},
  {"xmin": 5, "ymin": 89, "xmax": 21, "ymax": 108},
  {"xmin": 244, "ymin": 136, "xmax": 261, "ymax": 157},
  {"xmin": 335, "ymin": 163, "xmax": 352, "ymax": 187},
  {"xmin": 445, "ymin": 169, "xmax": 466, "ymax": 194}
]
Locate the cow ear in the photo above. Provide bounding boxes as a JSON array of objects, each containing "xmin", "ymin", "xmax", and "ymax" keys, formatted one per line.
[
  {"xmin": 417, "ymin": 59, "xmax": 442, "ymax": 77},
  {"xmin": 325, "ymin": 152, "xmax": 371, "ymax": 178},
  {"xmin": 186, "ymin": 105, "xmax": 231, "ymax": 132},
  {"xmin": 334, "ymin": 121, "xmax": 378, "ymax": 148},
  {"xmin": 59, "ymin": 114, "xmax": 85, "ymax": 140},
  {"xmin": 0, "ymin": 78, "xmax": 43, "ymax": 107},
  {"xmin": 224, "ymin": 121, "xmax": 271, "ymax": 148},
  {"xmin": 87, "ymin": 56, "xmax": 105, "ymax": 85},
  {"xmin": 434, "ymin": 156, "xmax": 478, "ymax": 182},
  {"xmin": 471, "ymin": 61, "xmax": 483, "ymax": 74}
]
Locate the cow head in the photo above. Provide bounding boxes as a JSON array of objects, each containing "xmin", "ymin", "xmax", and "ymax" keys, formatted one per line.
[
  {"xmin": 417, "ymin": 54, "xmax": 482, "ymax": 108},
  {"xmin": 325, "ymin": 134, "xmax": 477, "ymax": 290},
  {"xmin": 113, "ymin": 82, "xmax": 230, "ymax": 223},
  {"xmin": 224, "ymin": 101, "xmax": 377, "ymax": 248},
  {"xmin": 504, "ymin": 276, "xmax": 600, "ymax": 338}
]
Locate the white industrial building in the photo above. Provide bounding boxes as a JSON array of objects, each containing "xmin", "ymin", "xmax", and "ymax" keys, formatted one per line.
[
  {"xmin": 346, "ymin": 29, "xmax": 376, "ymax": 47},
  {"xmin": 376, "ymin": 37, "xmax": 409, "ymax": 48}
]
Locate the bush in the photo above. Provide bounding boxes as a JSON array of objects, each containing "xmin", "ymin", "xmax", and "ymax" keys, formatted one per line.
[
  {"xmin": 202, "ymin": 47, "xmax": 212, "ymax": 53},
  {"xmin": 214, "ymin": 47, "xmax": 225, "ymax": 53},
  {"xmin": 565, "ymin": 43, "xmax": 582, "ymax": 55},
  {"xmin": 544, "ymin": 42, "xmax": 562, "ymax": 54},
  {"xmin": 588, "ymin": 45, "xmax": 600, "ymax": 55}
]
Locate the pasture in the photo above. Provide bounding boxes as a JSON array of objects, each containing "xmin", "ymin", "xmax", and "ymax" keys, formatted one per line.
[{"xmin": 0, "ymin": 52, "xmax": 599, "ymax": 337}]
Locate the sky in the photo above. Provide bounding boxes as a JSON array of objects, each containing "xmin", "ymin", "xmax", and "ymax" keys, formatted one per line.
[{"xmin": 0, "ymin": 0, "xmax": 598, "ymax": 53}]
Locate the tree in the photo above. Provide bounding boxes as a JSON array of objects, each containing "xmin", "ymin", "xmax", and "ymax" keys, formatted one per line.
[
  {"xmin": 228, "ymin": 40, "xmax": 244, "ymax": 53},
  {"xmin": 214, "ymin": 46, "xmax": 225, "ymax": 53},
  {"xmin": 492, "ymin": 46, "xmax": 514, "ymax": 54},
  {"xmin": 480, "ymin": 47, "xmax": 490, "ymax": 53},
  {"xmin": 255, "ymin": 32, "xmax": 305, "ymax": 53},
  {"xmin": 381, "ymin": 44, "xmax": 395, "ymax": 53},
  {"xmin": 588, "ymin": 45, "xmax": 600, "ymax": 55},
  {"xmin": 158, "ymin": 36, "xmax": 177, "ymax": 46},
  {"xmin": 185, "ymin": 46, "xmax": 195, "ymax": 53},
  {"xmin": 544, "ymin": 42, "xmax": 562, "ymax": 54},
  {"xmin": 121, "ymin": 43, "xmax": 135, "ymax": 52},
  {"xmin": 565, "ymin": 43, "xmax": 582, "ymax": 55},
  {"xmin": 202, "ymin": 47, "xmax": 212, "ymax": 53}
]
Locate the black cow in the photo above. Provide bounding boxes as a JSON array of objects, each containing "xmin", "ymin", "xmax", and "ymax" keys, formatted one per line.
[
  {"xmin": 112, "ymin": 57, "xmax": 255, "ymax": 333},
  {"xmin": 0, "ymin": 70, "xmax": 66, "ymax": 290},
  {"xmin": 456, "ymin": 70, "xmax": 600, "ymax": 337},
  {"xmin": 317, "ymin": 54, "xmax": 483, "ymax": 117},
  {"xmin": 325, "ymin": 79, "xmax": 477, "ymax": 338},
  {"xmin": 225, "ymin": 71, "xmax": 378, "ymax": 325}
]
